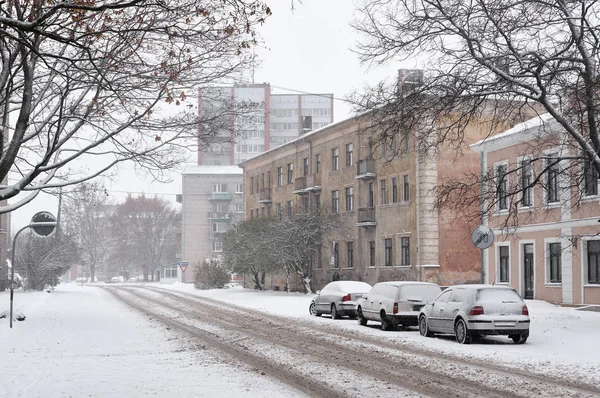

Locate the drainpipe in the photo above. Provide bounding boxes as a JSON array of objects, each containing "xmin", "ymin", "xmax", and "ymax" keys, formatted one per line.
[
  {"xmin": 416, "ymin": 139, "xmax": 421, "ymax": 282},
  {"xmin": 480, "ymin": 151, "xmax": 486, "ymax": 284}
]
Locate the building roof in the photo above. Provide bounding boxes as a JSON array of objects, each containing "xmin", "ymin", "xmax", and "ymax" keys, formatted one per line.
[
  {"xmin": 182, "ymin": 165, "xmax": 243, "ymax": 175},
  {"xmin": 470, "ymin": 113, "xmax": 558, "ymax": 153}
]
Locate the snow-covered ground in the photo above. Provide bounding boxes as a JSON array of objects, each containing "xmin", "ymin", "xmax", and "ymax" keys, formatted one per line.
[
  {"xmin": 159, "ymin": 282, "xmax": 600, "ymax": 385},
  {"xmin": 2, "ymin": 281, "xmax": 599, "ymax": 398},
  {"xmin": 0, "ymin": 284, "xmax": 306, "ymax": 398}
]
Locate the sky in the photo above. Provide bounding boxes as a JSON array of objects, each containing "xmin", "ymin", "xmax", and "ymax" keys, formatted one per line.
[{"xmin": 10, "ymin": 0, "xmax": 411, "ymax": 230}]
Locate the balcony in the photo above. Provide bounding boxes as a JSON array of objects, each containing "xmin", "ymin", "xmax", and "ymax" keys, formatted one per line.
[
  {"xmin": 305, "ymin": 173, "xmax": 322, "ymax": 192},
  {"xmin": 208, "ymin": 212, "xmax": 231, "ymax": 221},
  {"xmin": 356, "ymin": 207, "xmax": 376, "ymax": 227},
  {"xmin": 208, "ymin": 192, "xmax": 232, "ymax": 201},
  {"xmin": 258, "ymin": 188, "xmax": 272, "ymax": 204},
  {"xmin": 356, "ymin": 159, "xmax": 376, "ymax": 180},
  {"xmin": 293, "ymin": 176, "xmax": 308, "ymax": 195}
]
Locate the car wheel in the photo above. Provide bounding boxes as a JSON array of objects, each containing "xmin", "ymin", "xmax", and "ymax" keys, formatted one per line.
[
  {"xmin": 511, "ymin": 333, "xmax": 528, "ymax": 344},
  {"xmin": 419, "ymin": 315, "xmax": 434, "ymax": 337},
  {"xmin": 331, "ymin": 303, "xmax": 341, "ymax": 319},
  {"xmin": 455, "ymin": 318, "xmax": 471, "ymax": 344},
  {"xmin": 357, "ymin": 306, "xmax": 368, "ymax": 326},
  {"xmin": 380, "ymin": 311, "xmax": 395, "ymax": 331},
  {"xmin": 309, "ymin": 302, "xmax": 321, "ymax": 317}
]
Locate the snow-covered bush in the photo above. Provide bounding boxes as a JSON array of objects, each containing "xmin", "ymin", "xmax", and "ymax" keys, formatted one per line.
[{"xmin": 193, "ymin": 259, "xmax": 230, "ymax": 290}]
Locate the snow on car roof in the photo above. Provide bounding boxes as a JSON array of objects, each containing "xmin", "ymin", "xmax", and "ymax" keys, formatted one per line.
[
  {"xmin": 449, "ymin": 284, "xmax": 516, "ymax": 290},
  {"xmin": 376, "ymin": 281, "xmax": 439, "ymax": 287},
  {"xmin": 327, "ymin": 281, "xmax": 372, "ymax": 291}
]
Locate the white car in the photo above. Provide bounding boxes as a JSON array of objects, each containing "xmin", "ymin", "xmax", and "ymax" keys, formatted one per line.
[
  {"xmin": 357, "ymin": 281, "xmax": 442, "ymax": 330},
  {"xmin": 309, "ymin": 281, "xmax": 372, "ymax": 319},
  {"xmin": 419, "ymin": 284, "xmax": 530, "ymax": 344}
]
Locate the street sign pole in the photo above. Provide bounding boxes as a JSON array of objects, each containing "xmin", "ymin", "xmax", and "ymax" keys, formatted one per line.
[{"xmin": 471, "ymin": 225, "xmax": 494, "ymax": 285}]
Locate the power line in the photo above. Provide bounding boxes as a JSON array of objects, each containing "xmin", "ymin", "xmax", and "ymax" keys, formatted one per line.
[{"xmin": 269, "ymin": 85, "xmax": 350, "ymax": 103}]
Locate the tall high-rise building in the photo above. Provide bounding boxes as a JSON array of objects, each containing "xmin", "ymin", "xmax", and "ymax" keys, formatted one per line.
[{"xmin": 198, "ymin": 83, "xmax": 334, "ymax": 165}]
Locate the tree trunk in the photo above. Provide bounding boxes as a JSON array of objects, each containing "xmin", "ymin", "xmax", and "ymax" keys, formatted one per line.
[
  {"xmin": 252, "ymin": 272, "xmax": 262, "ymax": 290},
  {"xmin": 90, "ymin": 264, "xmax": 95, "ymax": 284},
  {"xmin": 302, "ymin": 276, "xmax": 313, "ymax": 294},
  {"xmin": 285, "ymin": 267, "xmax": 290, "ymax": 293}
]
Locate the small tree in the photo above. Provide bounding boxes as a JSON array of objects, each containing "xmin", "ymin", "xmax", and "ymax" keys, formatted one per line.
[
  {"xmin": 193, "ymin": 259, "xmax": 230, "ymax": 289},
  {"xmin": 222, "ymin": 217, "xmax": 278, "ymax": 290}
]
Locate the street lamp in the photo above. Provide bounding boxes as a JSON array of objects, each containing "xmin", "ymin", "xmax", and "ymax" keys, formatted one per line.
[{"xmin": 9, "ymin": 211, "xmax": 57, "ymax": 328}]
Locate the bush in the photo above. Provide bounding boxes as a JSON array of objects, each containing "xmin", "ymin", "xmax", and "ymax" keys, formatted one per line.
[{"xmin": 194, "ymin": 259, "xmax": 230, "ymax": 289}]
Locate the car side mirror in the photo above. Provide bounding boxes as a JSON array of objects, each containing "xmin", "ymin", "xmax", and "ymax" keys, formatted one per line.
[
  {"xmin": 316, "ymin": 290, "xmax": 321, "ymax": 295},
  {"xmin": 427, "ymin": 300, "xmax": 434, "ymax": 306}
]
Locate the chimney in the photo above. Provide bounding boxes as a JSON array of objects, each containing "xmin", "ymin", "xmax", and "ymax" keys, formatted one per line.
[{"xmin": 397, "ymin": 69, "xmax": 423, "ymax": 97}]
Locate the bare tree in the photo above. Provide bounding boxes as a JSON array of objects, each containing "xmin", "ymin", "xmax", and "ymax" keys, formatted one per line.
[
  {"xmin": 61, "ymin": 181, "xmax": 114, "ymax": 283},
  {"xmin": 222, "ymin": 216, "xmax": 278, "ymax": 290},
  {"xmin": 110, "ymin": 194, "xmax": 178, "ymax": 281},
  {"xmin": 352, "ymin": 0, "xmax": 600, "ymax": 227},
  {"xmin": 0, "ymin": 0, "xmax": 271, "ymax": 213}
]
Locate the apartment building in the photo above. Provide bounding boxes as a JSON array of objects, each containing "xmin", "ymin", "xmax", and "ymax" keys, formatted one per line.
[
  {"xmin": 472, "ymin": 114, "xmax": 600, "ymax": 305},
  {"xmin": 239, "ymin": 106, "xmax": 506, "ymax": 290},
  {"xmin": 178, "ymin": 166, "xmax": 245, "ymax": 283},
  {"xmin": 198, "ymin": 83, "xmax": 333, "ymax": 166}
]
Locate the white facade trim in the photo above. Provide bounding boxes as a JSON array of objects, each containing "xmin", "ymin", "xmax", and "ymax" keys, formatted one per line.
[
  {"xmin": 560, "ymin": 228, "xmax": 573, "ymax": 304},
  {"xmin": 492, "ymin": 216, "xmax": 600, "ymax": 234}
]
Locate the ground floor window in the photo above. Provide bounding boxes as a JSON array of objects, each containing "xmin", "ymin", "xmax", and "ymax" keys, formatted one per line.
[
  {"xmin": 164, "ymin": 265, "xmax": 177, "ymax": 278},
  {"xmin": 499, "ymin": 246, "xmax": 509, "ymax": 283},
  {"xmin": 548, "ymin": 242, "xmax": 562, "ymax": 283},
  {"xmin": 588, "ymin": 240, "xmax": 600, "ymax": 284},
  {"xmin": 384, "ymin": 238, "xmax": 393, "ymax": 266}
]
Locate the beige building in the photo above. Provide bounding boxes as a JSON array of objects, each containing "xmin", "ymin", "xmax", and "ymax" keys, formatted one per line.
[
  {"xmin": 472, "ymin": 115, "xmax": 600, "ymax": 305},
  {"xmin": 239, "ymin": 107, "xmax": 504, "ymax": 291},
  {"xmin": 179, "ymin": 166, "xmax": 244, "ymax": 283}
]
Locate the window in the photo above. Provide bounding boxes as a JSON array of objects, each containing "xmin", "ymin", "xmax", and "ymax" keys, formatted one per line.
[
  {"xmin": 345, "ymin": 143, "xmax": 353, "ymax": 167},
  {"xmin": 403, "ymin": 175, "xmax": 410, "ymax": 202},
  {"xmin": 213, "ymin": 241, "xmax": 223, "ymax": 252},
  {"xmin": 164, "ymin": 265, "xmax": 177, "ymax": 278},
  {"xmin": 249, "ymin": 209, "xmax": 253, "ymax": 219},
  {"xmin": 499, "ymin": 246, "xmax": 509, "ymax": 283},
  {"xmin": 256, "ymin": 177, "xmax": 259, "ymax": 193},
  {"xmin": 368, "ymin": 182, "xmax": 374, "ymax": 207},
  {"xmin": 212, "ymin": 184, "xmax": 223, "ymax": 193},
  {"xmin": 331, "ymin": 148, "xmax": 339, "ymax": 171},
  {"xmin": 345, "ymin": 187, "xmax": 354, "ymax": 211},
  {"xmin": 215, "ymin": 203, "xmax": 224, "ymax": 213},
  {"xmin": 302, "ymin": 195, "xmax": 309, "ymax": 213},
  {"xmin": 332, "ymin": 190, "xmax": 339, "ymax": 214},
  {"xmin": 584, "ymin": 158, "xmax": 598, "ymax": 196},
  {"xmin": 392, "ymin": 177, "xmax": 398, "ymax": 203},
  {"xmin": 261, "ymin": 173, "xmax": 265, "ymax": 190},
  {"xmin": 276, "ymin": 203, "xmax": 282, "ymax": 220},
  {"xmin": 287, "ymin": 200, "xmax": 293, "ymax": 217},
  {"xmin": 400, "ymin": 131, "xmax": 409, "ymax": 154},
  {"xmin": 380, "ymin": 179, "xmax": 387, "ymax": 205},
  {"xmin": 384, "ymin": 238, "xmax": 393, "ymax": 266},
  {"xmin": 548, "ymin": 243, "xmax": 562, "ymax": 283},
  {"xmin": 588, "ymin": 240, "xmax": 600, "ymax": 284},
  {"xmin": 235, "ymin": 202, "xmax": 243, "ymax": 213},
  {"xmin": 369, "ymin": 241, "xmax": 375, "ymax": 267},
  {"xmin": 303, "ymin": 157, "xmax": 309, "ymax": 176},
  {"xmin": 333, "ymin": 242, "xmax": 339, "ymax": 269},
  {"xmin": 520, "ymin": 158, "xmax": 533, "ymax": 207},
  {"xmin": 401, "ymin": 237, "xmax": 410, "ymax": 265},
  {"xmin": 496, "ymin": 164, "xmax": 508, "ymax": 210},
  {"xmin": 347, "ymin": 242, "xmax": 354, "ymax": 268},
  {"xmin": 277, "ymin": 167, "xmax": 283, "ymax": 187},
  {"xmin": 546, "ymin": 155, "xmax": 559, "ymax": 204},
  {"xmin": 316, "ymin": 154, "xmax": 321, "ymax": 173},
  {"xmin": 235, "ymin": 184, "xmax": 244, "ymax": 193},
  {"xmin": 287, "ymin": 163, "xmax": 294, "ymax": 184}
]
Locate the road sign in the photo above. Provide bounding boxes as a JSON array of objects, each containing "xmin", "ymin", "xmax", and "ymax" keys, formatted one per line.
[
  {"xmin": 30, "ymin": 211, "xmax": 57, "ymax": 237},
  {"xmin": 471, "ymin": 225, "xmax": 494, "ymax": 249},
  {"xmin": 178, "ymin": 261, "xmax": 189, "ymax": 272}
]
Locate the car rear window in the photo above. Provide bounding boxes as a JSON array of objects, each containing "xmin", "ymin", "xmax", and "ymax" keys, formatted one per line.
[
  {"xmin": 477, "ymin": 288, "xmax": 522, "ymax": 302},
  {"xmin": 399, "ymin": 284, "xmax": 442, "ymax": 302}
]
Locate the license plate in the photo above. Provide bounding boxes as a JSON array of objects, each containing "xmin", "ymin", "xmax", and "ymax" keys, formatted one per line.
[{"xmin": 494, "ymin": 322, "xmax": 516, "ymax": 327}]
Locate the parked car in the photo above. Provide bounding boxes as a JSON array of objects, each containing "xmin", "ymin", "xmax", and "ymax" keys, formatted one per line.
[
  {"xmin": 110, "ymin": 276, "xmax": 125, "ymax": 283},
  {"xmin": 418, "ymin": 284, "xmax": 530, "ymax": 344},
  {"xmin": 74, "ymin": 277, "xmax": 87, "ymax": 284},
  {"xmin": 356, "ymin": 281, "xmax": 442, "ymax": 330},
  {"xmin": 309, "ymin": 281, "xmax": 372, "ymax": 319}
]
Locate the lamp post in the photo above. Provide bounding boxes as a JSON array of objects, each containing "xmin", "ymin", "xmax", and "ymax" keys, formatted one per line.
[{"xmin": 9, "ymin": 211, "xmax": 57, "ymax": 328}]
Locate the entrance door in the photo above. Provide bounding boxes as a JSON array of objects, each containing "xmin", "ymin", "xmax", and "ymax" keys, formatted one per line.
[{"xmin": 523, "ymin": 244, "xmax": 534, "ymax": 299}]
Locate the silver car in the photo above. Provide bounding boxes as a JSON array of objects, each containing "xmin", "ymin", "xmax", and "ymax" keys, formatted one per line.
[
  {"xmin": 309, "ymin": 281, "xmax": 372, "ymax": 319},
  {"xmin": 418, "ymin": 284, "xmax": 530, "ymax": 344}
]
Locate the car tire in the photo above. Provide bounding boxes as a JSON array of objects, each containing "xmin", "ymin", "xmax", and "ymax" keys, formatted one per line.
[
  {"xmin": 331, "ymin": 303, "xmax": 341, "ymax": 319},
  {"xmin": 309, "ymin": 302, "xmax": 321, "ymax": 317},
  {"xmin": 357, "ymin": 306, "xmax": 368, "ymax": 326},
  {"xmin": 455, "ymin": 318, "xmax": 472, "ymax": 344},
  {"xmin": 380, "ymin": 311, "xmax": 395, "ymax": 331},
  {"xmin": 419, "ymin": 315, "xmax": 434, "ymax": 337},
  {"xmin": 511, "ymin": 333, "xmax": 528, "ymax": 344}
]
